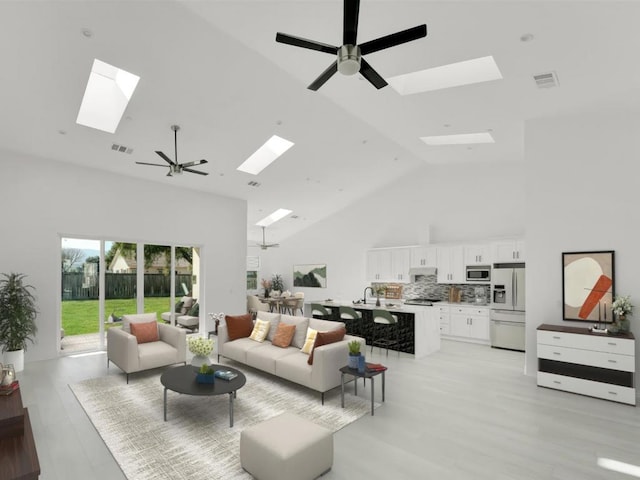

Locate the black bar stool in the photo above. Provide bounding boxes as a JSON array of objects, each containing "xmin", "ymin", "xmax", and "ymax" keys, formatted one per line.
[
  {"xmin": 310, "ymin": 303, "xmax": 331, "ymax": 320},
  {"xmin": 338, "ymin": 306, "xmax": 362, "ymax": 334},
  {"xmin": 371, "ymin": 309, "xmax": 400, "ymax": 357}
]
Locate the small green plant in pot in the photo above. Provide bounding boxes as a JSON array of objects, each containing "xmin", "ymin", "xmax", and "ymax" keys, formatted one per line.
[
  {"xmin": 348, "ymin": 340, "xmax": 361, "ymax": 369},
  {"xmin": 0, "ymin": 273, "xmax": 38, "ymax": 372}
]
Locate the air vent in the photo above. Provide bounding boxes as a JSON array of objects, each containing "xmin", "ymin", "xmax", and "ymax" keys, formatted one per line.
[
  {"xmin": 247, "ymin": 181, "xmax": 261, "ymax": 187},
  {"xmin": 111, "ymin": 143, "xmax": 133, "ymax": 154},
  {"xmin": 290, "ymin": 215, "xmax": 299, "ymax": 219},
  {"xmin": 533, "ymin": 71, "xmax": 559, "ymax": 89}
]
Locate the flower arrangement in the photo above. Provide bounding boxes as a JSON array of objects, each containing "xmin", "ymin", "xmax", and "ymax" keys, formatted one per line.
[
  {"xmin": 188, "ymin": 336, "xmax": 214, "ymax": 357},
  {"xmin": 260, "ymin": 278, "xmax": 272, "ymax": 290},
  {"xmin": 612, "ymin": 295, "xmax": 633, "ymax": 318},
  {"xmin": 373, "ymin": 285, "xmax": 386, "ymax": 296}
]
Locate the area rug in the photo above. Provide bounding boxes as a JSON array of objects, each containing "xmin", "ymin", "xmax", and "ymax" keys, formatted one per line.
[{"xmin": 70, "ymin": 364, "xmax": 375, "ymax": 480}]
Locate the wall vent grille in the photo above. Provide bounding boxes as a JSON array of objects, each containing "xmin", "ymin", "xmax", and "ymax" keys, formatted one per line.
[
  {"xmin": 533, "ymin": 71, "xmax": 559, "ymax": 89},
  {"xmin": 111, "ymin": 143, "xmax": 133, "ymax": 154},
  {"xmin": 247, "ymin": 181, "xmax": 261, "ymax": 187}
]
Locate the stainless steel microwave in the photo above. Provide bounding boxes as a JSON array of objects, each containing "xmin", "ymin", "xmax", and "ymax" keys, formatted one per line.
[{"xmin": 466, "ymin": 265, "xmax": 491, "ymax": 282}]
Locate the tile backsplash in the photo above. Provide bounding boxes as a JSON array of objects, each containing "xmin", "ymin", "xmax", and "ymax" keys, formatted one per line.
[{"xmin": 374, "ymin": 275, "xmax": 488, "ymax": 303}]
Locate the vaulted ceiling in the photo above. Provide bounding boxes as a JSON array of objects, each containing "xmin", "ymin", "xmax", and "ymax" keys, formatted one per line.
[{"xmin": 1, "ymin": 1, "xmax": 639, "ymax": 245}]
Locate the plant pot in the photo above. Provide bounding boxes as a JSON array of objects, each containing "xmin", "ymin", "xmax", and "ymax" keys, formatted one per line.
[
  {"xmin": 191, "ymin": 354, "xmax": 210, "ymax": 367},
  {"xmin": 196, "ymin": 373, "xmax": 215, "ymax": 384},
  {"xmin": 348, "ymin": 353, "xmax": 360, "ymax": 369},
  {"xmin": 4, "ymin": 349, "xmax": 24, "ymax": 373},
  {"xmin": 618, "ymin": 316, "xmax": 630, "ymax": 333}
]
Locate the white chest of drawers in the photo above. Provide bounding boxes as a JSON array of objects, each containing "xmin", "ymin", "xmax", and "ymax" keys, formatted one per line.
[{"xmin": 537, "ymin": 324, "xmax": 636, "ymax": 405}]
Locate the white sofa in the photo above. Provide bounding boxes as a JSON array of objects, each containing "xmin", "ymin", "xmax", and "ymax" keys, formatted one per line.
[
  {"xmin": 218, "ymin": 312, "xmax": 365, "ymax": 403},
  {"xmin": 107, "ymin": 313, "xmax": 187, "ymax": 383}
]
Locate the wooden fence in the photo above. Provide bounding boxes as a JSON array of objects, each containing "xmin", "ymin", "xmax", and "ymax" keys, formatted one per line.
[{"xmin": 61, "ymin": 273, "xmax": 192, "ymax": 300}]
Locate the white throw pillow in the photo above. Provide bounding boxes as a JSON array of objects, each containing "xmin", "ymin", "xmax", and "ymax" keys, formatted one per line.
[
  {"xmin": 300, "ymin": 327, "xmax": 318, "ymax": 354},
  {"xmin": 249, "ymin": 319, "xmax": 271, "ymax": 343}
]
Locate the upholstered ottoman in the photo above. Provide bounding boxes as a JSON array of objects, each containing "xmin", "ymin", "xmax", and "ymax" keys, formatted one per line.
[{"xmin": 240, "ymin": 412, "xmax": 333, "ymax": 480}]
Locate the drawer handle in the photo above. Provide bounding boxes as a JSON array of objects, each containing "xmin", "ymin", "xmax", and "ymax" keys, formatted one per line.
[
  {"xmin": 608, "ymin": 391, "xmax": 618, "ymax": 396},
  {"xmin": 607, "ymin": 342, "xmax": 617, "ymax": 346},
  {"xmin": 553, "ymin": 352, "xmax": 561, "ymax": 356},
  {"xmin": 553, "ymin": 380, "xmax": 562, "ymax": 385},
  {"xmin": 553, "ymin": 336, "xmax": 561, "ymax": 340},
  {"xmin": 607, "ymin": 359, "xmax": 618, "ymax": 363}
]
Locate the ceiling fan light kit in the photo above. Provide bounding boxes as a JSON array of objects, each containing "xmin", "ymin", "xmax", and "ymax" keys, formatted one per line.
[{"xmin": 275, "ymin": 0, "xmax": 427, "ymax": 90}]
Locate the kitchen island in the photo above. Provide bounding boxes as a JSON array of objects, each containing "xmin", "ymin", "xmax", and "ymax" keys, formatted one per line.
[{"xmin": 304, "ymin": 301, "xmax": 439, "ymax": 359}]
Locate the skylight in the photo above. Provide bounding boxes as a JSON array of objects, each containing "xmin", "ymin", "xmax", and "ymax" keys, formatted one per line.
[
  {"xmin": 420, "ymin": 132, "xmax": 495, "ymax": 146},
  {"xmin": 387, "ymin": 56, "xmax": 502, "ymax": 96},
  {"xmin": 256, "ymin": 209, "xmax": 293, "ymax": 227},
  {"xmin": 76, "ymin": 59, "xmax": 140, "ymax": 133},
  {"xmin": 237, "ymin": 135, "xmax": 294, "ymax": 175}
]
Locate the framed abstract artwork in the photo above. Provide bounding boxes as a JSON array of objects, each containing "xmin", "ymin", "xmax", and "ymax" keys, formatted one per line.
[
  {"xmin": 293, "ymin": 264, "xmax": 327, "ymax": 288},
  {"xmin": 562, "ymin": 250, "xmax": 615, "ymax": 323}
]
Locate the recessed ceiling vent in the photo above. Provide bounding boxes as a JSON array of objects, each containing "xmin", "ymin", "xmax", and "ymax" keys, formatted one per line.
[
  {"xmin": 533, "ymin": 71, "xmax": 559, "ymax": 89},
  {"xmin": 247, "ymin": 181, "xmax": 261, "ymax": 187},
  {"xmin": 290, "ymin": 215, "xmax": 299, "ymax": 219},
  {"xmin": 111, "ymin": 143, "xmax": 133, "ymax": 154}
]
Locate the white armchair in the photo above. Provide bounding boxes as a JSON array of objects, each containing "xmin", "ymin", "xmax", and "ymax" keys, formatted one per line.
[{"xmin": 107, "ymin": 313, "xmax": 187, "ymax": 383}]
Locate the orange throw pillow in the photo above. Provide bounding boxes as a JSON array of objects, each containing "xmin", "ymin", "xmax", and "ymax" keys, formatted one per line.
[
  {"xmin": 225, "ymin": 314, "xmax": 254, "ymax": 341},
  {"xmin": 272, "ymin": 323, "xmax": 297, "ymax": 348},
  {"xmin": 308, "ymin": 327, "xmax": 346, "ymax": 365},
  {"xmin": 130, "ymin": 321, "xmax": 159, "ymax": 344}
]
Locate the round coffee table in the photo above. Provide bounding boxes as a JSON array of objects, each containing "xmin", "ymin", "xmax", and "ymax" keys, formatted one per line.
[{"xmin": 160, "ymin": 364, "xmax": 246, "ymax": 427}]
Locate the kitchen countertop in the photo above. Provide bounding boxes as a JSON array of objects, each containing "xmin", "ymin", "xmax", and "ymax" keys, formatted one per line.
[{"xmin": 315, "ymin": 300, "xmax": 489, "ymax": 311}]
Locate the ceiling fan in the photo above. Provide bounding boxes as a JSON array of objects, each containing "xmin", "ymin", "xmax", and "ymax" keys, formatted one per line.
[
  {"xmin": 255, "ymin": 227, "xmax": 280, "ymax": 250},
  {"xmin": 136, "ymin": 125, "xmax": 209, "ymax": 177},
  {"xmin": 275, "ymin": 0, "xmax": 427, "ymax": 91}
]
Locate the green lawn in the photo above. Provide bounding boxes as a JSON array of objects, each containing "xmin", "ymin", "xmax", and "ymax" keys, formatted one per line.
[{"xmin": 62, "ymin": 297, "xmax": 172, "ymax": 335}]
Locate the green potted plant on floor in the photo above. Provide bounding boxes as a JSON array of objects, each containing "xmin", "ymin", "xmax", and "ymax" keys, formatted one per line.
[
  {"xmin": 348, "ymin": 340, "xmax": 361, "ymax": 369},
  {"xmin": 0, "ymin": 273, "xmax": 38, "ymax": 372}
]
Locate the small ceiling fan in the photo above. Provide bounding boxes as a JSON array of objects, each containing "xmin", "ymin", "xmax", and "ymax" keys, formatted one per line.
[
  {"xmin": 136, "ymin": 125, "xmax": 208, "ymax": 177},
  {"xmin": 275, "ymin": 0, "xmax": 427, "ymax": 91},
  {"xmin": 255, "ymin": 227, "xmax": 279, "ymax": 250}
]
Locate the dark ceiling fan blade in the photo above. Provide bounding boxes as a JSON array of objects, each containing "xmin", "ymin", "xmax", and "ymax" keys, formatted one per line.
[
  {"xmin": 136, "ymin": 162, "xmax": 169, "ymax": 167},
  {"xmin": 308, "ymin": 62, "xmax": 339, "ymax": 91},
  {"xmin": 343, "ymin": 0, "xmax": 360, "ymax": 45},
  {"xmin": 182, "ymin": 167, "xmax": 209, "ymax": 176},
  {"xmin": 180, "ymin": 159, "xmax": 208, "ymax": 168},
  {"xmin": 276, "ymin": 32, "xmax": 338, "ymax": 55},
  {"xmin": 155, "ymin": 150, "xmax": 176, "ymax": 165},
  {"xmin": 359, "ymin": 58, "xmax": 388, "ymax": 89},
  {"xmin": 359, "ymin": 24, "xmax": 427, "ymax": 56}
]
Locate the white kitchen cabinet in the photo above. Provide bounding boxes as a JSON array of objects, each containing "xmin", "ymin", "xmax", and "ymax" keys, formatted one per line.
[
  {"xmin": 448, "ymin": 306, "xmax": 490, "ymax": 343},
  {"xmin": 436, "ymin": 246, "xmax": 465, "ymax": 284},
  {"xmin": 492, "ymin": 239, "xmax": 525, "ymax": 263},
  {"xmin": 437, "ymin": 305, "xmax": 450, "ymax": 335},
  {"xmin": 391, "ymin": 248, "xmax": 411, "ymax": 282},
  {"xmin": 410, "ymin": 246, "xmax": 437, "ymax": 268},
  {"xmin": 366, "ymin": 249, "xmax": 391, "ymax": 282},
  {"xmin": 464, "ymin": 244, "xmax": 491, "ymax": 266}
]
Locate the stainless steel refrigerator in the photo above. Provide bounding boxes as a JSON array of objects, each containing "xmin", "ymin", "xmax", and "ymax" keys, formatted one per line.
[{"xmin": 490, "ymin": 263, "xmax": 525, "ymax": 351}]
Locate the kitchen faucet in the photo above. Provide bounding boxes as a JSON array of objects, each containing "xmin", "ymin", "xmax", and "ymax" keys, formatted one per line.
[{"xmin": 363, "ymin": 286, "xmax": 374, "ymax": 305}]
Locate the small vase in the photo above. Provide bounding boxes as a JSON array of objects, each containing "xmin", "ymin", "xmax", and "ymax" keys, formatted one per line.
[
  {"xmin": 375, "ymin": 296, "xmax": 381, "ymax": 307},
  {"xmin": 348, "ymin": 353, "xmax": 360, "ymax": 369},
  {"xmin": 618, "ymin": 315, "xmax": 630, "ymax": 333},
  {"xmin": 191, "ymin": 354, "xmax": 210, "ymax": 367}
]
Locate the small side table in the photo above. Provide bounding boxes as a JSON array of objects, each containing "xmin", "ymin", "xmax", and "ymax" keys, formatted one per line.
[{"xmin": 339, "ymin": 365, "xmax": 386, "ymax": 416}]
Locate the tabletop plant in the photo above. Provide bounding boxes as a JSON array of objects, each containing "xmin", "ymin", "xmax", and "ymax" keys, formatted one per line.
[
  {"xmin": 348, "ymin": 340, "xmax": 361, "ymax": 355},
  {"xmin": 271, "ymin": 273, "xmax": 285, "ymax": 294}
]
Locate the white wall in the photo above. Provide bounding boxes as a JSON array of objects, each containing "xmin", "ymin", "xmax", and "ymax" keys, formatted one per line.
[
  {"xmin": 525, "ymin": 110, "xmax": 640, "ymax": 377},
  {"xmin": 259, "ymin": 162, "xmax": 525, "ymax": 303},
  {"xmin": 0, "ymin": 150, "xmax": 247, "ymax": 363}
]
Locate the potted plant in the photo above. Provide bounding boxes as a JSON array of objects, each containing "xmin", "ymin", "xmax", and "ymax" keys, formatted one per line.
[
  {"xmin": 196, "ymin": 363, "xmax": 215, "ymax": 384},
  {"xmin": 0, "ymin": 273, "xmax": 38, "ymax": 372},
  {"xmin": 188, "ymin": 336, "xmax": 214, "ymax": 367},
  {"xmin": 271, "ymin": 274, "xmax": 285, "ymax": 295},
  {"xmin": 612, "ymin": 295, "xmax": 633, "ymax": 333},
  {"xmin": 348, "ymin": 340, "xmax": 361, "ymax": 369}
]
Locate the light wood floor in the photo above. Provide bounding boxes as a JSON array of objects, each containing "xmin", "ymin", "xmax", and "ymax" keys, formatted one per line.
[{"xmin": 18, "ymin": 340, "xmax": 640, "ymax": 479}]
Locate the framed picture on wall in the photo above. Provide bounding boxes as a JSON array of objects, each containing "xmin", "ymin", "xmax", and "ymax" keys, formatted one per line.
[
  {"xmin": 562, "ymin": 250, "xmax": 615, "ymax": 322},
  {"xmin": 293, "ymin": 264, "xmax": 327, "ymax": 288}
]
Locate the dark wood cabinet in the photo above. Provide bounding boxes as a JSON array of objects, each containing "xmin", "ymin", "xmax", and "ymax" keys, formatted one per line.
[{"xmin": 0, "ymin": 387, "xmax": 40, "ymax": 479}]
